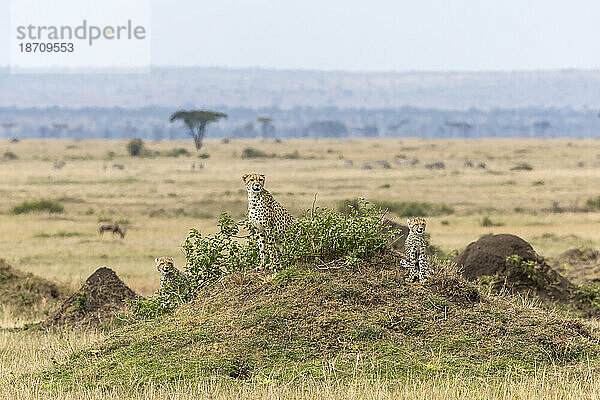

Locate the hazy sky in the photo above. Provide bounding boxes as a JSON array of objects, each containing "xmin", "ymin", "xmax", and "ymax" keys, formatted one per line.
[{"xmin": 1, "ymin": 0, "xmax": 599, "ymax": 71}]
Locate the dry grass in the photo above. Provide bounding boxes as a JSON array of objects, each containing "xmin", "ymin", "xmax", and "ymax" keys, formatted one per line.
[
  {"xmin": 1, "ymin": 138, "xmax": 600, "ymax": 398},
  {"xmin": 0, "ymin": 328, "xmax": 103, "ymax": 382},
  {"xmin": 1, "ymin": 138, "xmax": 599, "ymax": 295},
  {"xmin": 2, "ymin": 372, "xmax": 600, "ymax": 399}
]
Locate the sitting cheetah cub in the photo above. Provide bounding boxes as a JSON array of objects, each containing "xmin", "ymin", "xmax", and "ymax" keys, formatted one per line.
[
  {"xmin": 404, "ymin": 217, "xmax": 433, "ymax": 282},
  {"xmin": 242, "ymin": 173, "xmax": 294, "ymax": 268},
  {"xmin": 155, "ymin": 256, "xmax": 192, "ymax": 307}
]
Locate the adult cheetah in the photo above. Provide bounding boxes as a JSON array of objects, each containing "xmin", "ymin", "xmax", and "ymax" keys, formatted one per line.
[{"xmin": 242, "ymin": 173, "xmax": 293, "ymax": 268}]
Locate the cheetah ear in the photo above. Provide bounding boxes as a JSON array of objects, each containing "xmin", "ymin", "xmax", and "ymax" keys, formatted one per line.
[
  {"xmin": 154, "ymin": 257, "xmax": 159, "ymax": 263},
  {"xmin": 242, "ymin": 174, "xmax": 249, "ymax": 182},
  {"xmin": 406, "ymin": 218, "xmax": 411, "ymax": 225}
]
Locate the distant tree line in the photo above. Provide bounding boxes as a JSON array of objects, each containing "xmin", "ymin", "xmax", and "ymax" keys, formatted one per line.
[{"xmin": 1, "ymin": 106, "xmax": 599, "ymax": 140}]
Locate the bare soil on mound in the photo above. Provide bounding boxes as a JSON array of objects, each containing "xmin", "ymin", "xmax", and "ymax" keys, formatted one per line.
[
  {"xmin": 554, "ymin": 248, "xmax": 600, "ymax": 284},
  {"xmin": 41, "ymin": 267, "xmax": 139, "ymax": 329},
  {"xmin": 0, "ymin": 258, "xmax": 67, "ymax": 318},
  {"xmin": 456, "ymin": 234, "xmax": 541, "ymax": 280},
  {"xmin": 454, "ymin": 234, "xmax": 592, "ymax": 314}
]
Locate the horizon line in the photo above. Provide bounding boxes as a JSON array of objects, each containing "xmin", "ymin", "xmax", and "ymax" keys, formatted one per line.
[{"xmin": 0, "ymin": 65, "xmax": 599, "ymax": 75}]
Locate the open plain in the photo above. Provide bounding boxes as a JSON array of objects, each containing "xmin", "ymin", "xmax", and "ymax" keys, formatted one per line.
[{"xmin": 1, "ymin": 137, "xmax": 600, "ymax": 399}]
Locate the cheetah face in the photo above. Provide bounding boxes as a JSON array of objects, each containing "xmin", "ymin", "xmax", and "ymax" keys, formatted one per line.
[
  {"xmin": 407, "ymin": 217, "xmax": 426, "ymax": 234},
  {"xmin": 155, "ymin": 256, "xmax": 175, "ymax": 275},
  {"xmin": 242, "ymin": 173, "xmax": 265, "ymax": 193}
]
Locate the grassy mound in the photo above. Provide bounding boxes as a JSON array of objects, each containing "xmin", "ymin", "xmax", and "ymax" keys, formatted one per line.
[
  {"xmin": 0, "ymin": 259, "xmax": 67, "ymax": 321},
  {"xmin": 554, "ymin": 248, "xmax": 600, "ymax": 284},
  {"xmin": 46, "ymin": 253, "xmax": 600, "ymax": 388}
]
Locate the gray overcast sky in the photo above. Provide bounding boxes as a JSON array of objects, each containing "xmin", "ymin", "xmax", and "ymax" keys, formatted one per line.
[{"xmin": 2, "ymin": 0, "xmax": 600, "ymax": 71}]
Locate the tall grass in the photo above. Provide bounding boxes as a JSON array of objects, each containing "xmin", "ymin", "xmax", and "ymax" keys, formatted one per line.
[{"xmin": 2, "ymin": 370, "xmax": 600, "ymax": 399}]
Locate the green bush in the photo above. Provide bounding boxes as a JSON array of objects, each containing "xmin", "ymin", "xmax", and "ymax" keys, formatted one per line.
[
  {"xmin": 130, "ymin": 214, "xmax": 259, "ymax": 318},
  {"xmin": 480, "ymin": 216, "xmax": 503, "ymax": 227},
  {"xmin": 241, "ymin": 147, "xmax": 274, "ymax": 159},
  {"xmin": 127, "ymin": 295, "xmax": 167, "ymax": 320},
  {"xmin": 126, "ymin": 138, "xmax": 145, "ymax": 157},
  {"xmin": 576, "ymin": 283, "xmax": 600, "ymax": 311},
  {"xmin": 282, "ymin": 150, "xmax": 301, "ymax": 159},
  {"xmin": 585, "ymin": 196, "xmax": 600, "ymax": 211},
  {"xmin": 279, "ymin": 200, "xmax": 397, "ymax": 267},
  {"xmin": 3, "ymin": 151, "xmax": 17, "ymax": 160},
  {"xmin": 505, "ymin": 255, "xmax": 542, "ymax": 283},
  {"xmin": 183, "ymin": 214, "xmax": 260, "ymax": 285},
  {"xmin": 511, "ymin": 163, "xmax": 533, "ymax": 171},
  {"xmin": 33, "ymin": 231, "xmax": 84, "ymax": 238},
  {"xmin": 96, "ymin": 217, "xmax": 129, "ymax": 225},
  {"xmin": 552, "ymin": 201, "xmax": 565, "ymax": 213},
  {"xmin": 481, "ymin": 216, "xmax": 493, "ymax": 227},
  {"xmin": 373, "ymin": 200, "xmax": 454, "ymax": 217},
  {"xmin": 11, "ymin": 199, "xmax": 64, "ymax": 214},
  {"xmin": 131, "ymin": 200, "xmax": 398, "ymax": 318},
  {"xmin": 129, "ymin": 271, "xmax": 197, "ymax": 319},
  {"xmin": 164, "ymin": 148, "xmax": 190, "ymax": 157}
]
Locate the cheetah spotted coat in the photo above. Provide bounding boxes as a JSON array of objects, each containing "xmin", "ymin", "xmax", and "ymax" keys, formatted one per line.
[
  {"xmin": 243, "ymin": 173, "xmax": 293, "ymax": 268},
  {"xmin": 404, "ymin": 217, "xmax": 432, "ymax": 282}
]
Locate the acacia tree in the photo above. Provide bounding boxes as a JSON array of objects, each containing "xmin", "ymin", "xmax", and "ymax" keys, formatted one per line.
[
  {"xmin": 533, "ymin": 120, "xmax": 551, "ymax": 138},
  {"xmin": 445, "ymin": 121, "xmax": 473, "ymax": 138},
  {"xmin": 257, "ymin": 116, "xmax": 274, "ymax": 140},
  {"xmin": 52, "ymin": 123, "xmax": 68, "ymax": 138},
  {"xmin": 1, "ymin": 123, "xmax": 16, "ymax": 138},
  {"xmin": 169, "ymin": 110, "xmax": 227, "ymax": 150}
]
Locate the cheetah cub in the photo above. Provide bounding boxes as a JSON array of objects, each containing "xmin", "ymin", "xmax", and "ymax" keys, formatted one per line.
[
  {"xmin": 242, "ymin": 173, "xmax": 293, "ymax": 268},
  {"xmin": 404, "ymin": 217, "xmax": 433, "ymax": 282},
  {"xmin": 155, "ymin": 256, "xmax": 192, "ymax": 307}
]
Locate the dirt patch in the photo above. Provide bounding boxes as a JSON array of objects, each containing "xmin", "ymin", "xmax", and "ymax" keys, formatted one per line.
[
  {"xmin": 456, "ymin": 234, "xmax": 541, "ymax": 279},
  {"xmin": 41, "ymin": 267, "xmax": 139, "ymax": 329},
  {"xmin": 554, "ymin": 248, "xmax": 600, "ymax": 284},
  {"xmin": 0, "ymin": 258, "xmax": 66, "ymax": 318},
  {"xmin": 454, "ymin": 234, "xmax": 588, "ymax": 311}
]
